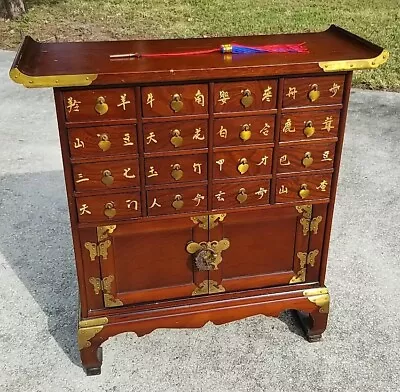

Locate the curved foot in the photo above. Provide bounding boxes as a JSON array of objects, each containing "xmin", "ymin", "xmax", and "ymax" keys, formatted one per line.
[
  {"xmin": 294, "ymin": 309, "xmax": 328, "ymax": 342},
  {"xmin": 81, "ymin": 345, "xmax": 103, "ymax": 376}
]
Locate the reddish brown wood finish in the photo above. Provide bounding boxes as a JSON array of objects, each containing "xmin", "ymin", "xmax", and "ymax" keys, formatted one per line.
[
  {"xmin": 11, "ymin": 26, "xmax": 386, "ymax": 375},
  {"xmin": 213, "ymin": 115, "xmax": 275, "ymax": 147},
  {"xmin": 72, "ymin": 159, "xmax": 140, "ymax": 191},
  {"xmin": 141, "ymin": 84, "xmax": 208, "ymax": 117},
  {"xmin": 275, "ymin": 173, "xmax": 333, "ymax": 203},
  {"xmin": 276, "ymin": 142, "xmax": 336, "ymax": 174},
  {"xmin": 279, "ymin": 110, "xmax": 340, "ymax": 142},
  {"xmin": 63, "ymin": 88, "xmax": 136, "ymax": 122},
  {"xmin": 282, "ymin": 75, "xmax": 345, "ymax": 108},
  {"xmin": 213, "ymin": 80, "xmax": 277, "ymax": 112},
  {"xmin": 143, "ymin": 119, "xmax": 208, "ymax": 153},
  {"xmin": 68, "ymin": 125, "xmax": 138, "ymax": 159},
  {"xmin": 211, "ymin": 179, "xmax": 270, "ymax": 209}
]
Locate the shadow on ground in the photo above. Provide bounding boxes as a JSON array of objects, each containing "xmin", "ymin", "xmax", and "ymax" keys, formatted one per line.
[{"xmin": 0, "ymin": 170, "xmax": 305, "ymax": 368}]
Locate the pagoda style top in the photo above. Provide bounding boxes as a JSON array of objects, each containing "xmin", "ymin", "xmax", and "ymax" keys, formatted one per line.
[{"xmin": 10, "ymin": 25, "xmax": 389, "ymax": 88}]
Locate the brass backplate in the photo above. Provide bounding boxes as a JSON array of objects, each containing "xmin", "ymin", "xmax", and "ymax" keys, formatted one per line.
[
  {"xmin": 303, "ymin": 287, "xmax": 330, "ymax": 313},
  {"xmin": 77, "ymin": 317, "xmax": 108, "ymax": 350}
]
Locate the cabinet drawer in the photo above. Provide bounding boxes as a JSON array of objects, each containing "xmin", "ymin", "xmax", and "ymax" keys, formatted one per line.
[
  {"xmin": 280, "ymin": 110, "xmax": 340, "ymax": 142},
  {"xmin": 68, "ymin": 125, "xmax": 137, "ymax": 159},
  {"xmin": 145, "ymin": 154, "xmax": 207, "ymax": 185},
  {"xmin": 214, "ymin": 80, "xmax": 277, "ymax": 113},
  {"xmin": 143, "ymin": 120, "xmax": 207, "ymax": 153},
  {"xmin": 277, "ymin": 143, "xmax": 335, "ymax": 174},
  {"xmin": 283, "ymin": 75, "xmax": 345, "ymax": 108},
  {"xmin": 141, "ymin": 84, "xmax": 208, "ymax": 117},
  {"xmin": 213, "ymin": 148, "xmax": 273, "ymax": 179},
  {"xmin": 63, "ymin": 88, "xmax": 135, "ymax": 122},
  {"xmin": 275, "ymin": 174, "xmax": 332, "ymax": 203},
  {"xmin": 212, "ymin": 179, "xmax": 270, "ymax": 209},
  {"xmin": 76, "ymin": 192, "xmax": 142, "ymax": 222},
  {"xmin": 73, "ymin": 159, "xmax": 140, "ymax": 192},
  {"xmin": 147, "ymin": 185, "xmax": 207, "ymax": 216},
  {"xmin": 213, "ymin": 115, "xmax": 274, "ymax": 147}
]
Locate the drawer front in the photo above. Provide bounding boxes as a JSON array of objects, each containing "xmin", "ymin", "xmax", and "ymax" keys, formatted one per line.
[
  {"xmin": 213, "ymin": 148, "xmax": 273, "ymax": 179},
  {"xmin": 212, "ymin": 179, "xmax": 270, "ymax": 209},
  {"xmin": 277, "ymin": 143, "xmax": 335, "ymax": 173},
  {"xmin": 63, "ymin": 88, "xmax": 135, "ymax": 122},
  {"xmin": 73, "ymin": 159, "xmax": 140, "ymax": 192},
  {"xmin": 143, "ymin": 120, "xmax": 207, "ymax": 153},
  {"xmin": 276, "ymin": 174, "xmax": 332, "ymax": 203},
  {"xmin": 214, "ymin": 80, "xmax": 277, "ymax": 113},
  {"xmin": 141, "ymin": 84, "xmax": 208, "ymax": 117},
  {"xmin": 147, "ymin": 185, "xmax": 207, "ymax": 216},
  {"xmin": 68, "ymin": 125, "xmax": 137, "ymax": 158},
  {"xmin": 214, "ymin": 115, "xmax": 275, "ymax": 147},
  {"xmin": 76, "ymin": 192, "xmax": 142, "ymax": 222},
  {"xmin": 280, "ymin": 110, "xmax": 340, "ymax": 142},
  {"xmin": 145, "ymin": 154, "xmax": 207, "ymax": 185},
  {"xmin": 283, "ymin": 75, "xmax": 345, "ymax": 108}
]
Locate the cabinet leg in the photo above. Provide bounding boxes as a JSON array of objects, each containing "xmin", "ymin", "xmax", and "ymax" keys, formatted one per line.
[
  {"xmin": 295, "ymin": 309, "xmax": 329, "ymax": 342},
  {"xmin": 80, "ymin": 345, "xmax": 103, "ymax": 376}
]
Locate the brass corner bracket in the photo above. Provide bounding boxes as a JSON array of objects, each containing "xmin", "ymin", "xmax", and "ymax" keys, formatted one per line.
[
  {"xmin": 192, "ymin": 280, "xmax": 225, "ymax": 296},
  {"xmin": 78, "ymin": 317, "xmax": 108, "ymax": 350},
  {"xmin": 9, "ymin": 67, "xmax": 98, "ymax": 88},
  {"xmin": 191, "ymin": 214, "xmax": 226, "ymax": 230},
  {"xmin": 289, "ymin": 249, "xmax": 319, "ymax": 284},
  {"xmin": 319, "ymin": 49, "xmax": 389, "ymax": 72},
  {"xmin": 303, "ymin": 287, "xmax": 330, "ymax": 313}
]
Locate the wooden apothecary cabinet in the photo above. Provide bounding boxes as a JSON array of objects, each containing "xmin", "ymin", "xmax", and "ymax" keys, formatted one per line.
[{"xmin": 10, "ymin": 25, "xmax": 388, "ymax": 375}]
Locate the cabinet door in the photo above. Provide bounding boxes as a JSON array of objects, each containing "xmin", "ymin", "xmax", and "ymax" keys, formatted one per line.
[
  {"xmin": 96, "ymin": 216, "xmax": 208, "ymax": 307},
  {"xmin": 207, "ymin": 204, "xmax": 326, "ymax": 292}
]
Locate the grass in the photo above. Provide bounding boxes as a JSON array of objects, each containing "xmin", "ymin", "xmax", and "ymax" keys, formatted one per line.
[{"xmin": 0, "ymin": 0, "xmax": 399, "ymax": 90}]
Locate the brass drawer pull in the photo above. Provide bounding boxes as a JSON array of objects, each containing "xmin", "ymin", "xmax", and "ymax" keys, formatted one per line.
[
  {"xmin": 170, "ymin": 93, "xmax": 183, "ymax": 112},
  {"xmin": 97, "ymin": 133, "xmax": 111, "ymax": 151},
  {"xmin": 302, "ymin": 152, "xmax": 313, "ymax": 168},
  {"xmin": 239, "ymin": 124, "xmax": 252, "ymax": 141},
  {"xmin": 237, "ymin": 158, "xmax": 249, "ymax": 174},
  {"xmin": 170, "ymin": 129, "xmax": 183, "ymax": 147},
  {"xmin": 303, "ymin": 121, "xmax": 315, "ymax": 137},
  {"xmin": 104, "ymin": 202, "xmax": 117, "ymax": 218},
  {"xmin": 299, "ymin": 184, "xmax": 310, "ymax": 199},
  {"xmin": 240, "ymin": 89, "xmax": 254, "ymax": 108},
  {"xmin": 95, "ymin": 96, "xmax": 109, "ymax": 115},
  {"xmin": 171, "ymin": 163, "xmax": 184, "ymax": 180},
  {"xmin": 172, "ymin": 194, "xmax": 184, "ymax": 210},
  {"xmin": 101, "ymin": 170, "xmax": 114, "ymax": 186},
  {"xmin": 236, "ymin": 188, "xmax": 248, "ymax": 204},
  {"xmin": 308, "ymin": 84, "xmax": 320, "ymax": 102}
]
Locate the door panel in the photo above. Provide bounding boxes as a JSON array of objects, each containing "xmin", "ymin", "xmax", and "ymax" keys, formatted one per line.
[
  {"xmin": 209, "ymin": 206, "xmax": 310, "ymax": 292},
  {"xmin": 98, "ymin": 216, "xmax": 207, "ymax": 306}
]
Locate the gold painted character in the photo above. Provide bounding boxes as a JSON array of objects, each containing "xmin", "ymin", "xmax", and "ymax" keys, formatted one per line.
[
  {"xmin": 215, "ymin": 191, "xmax": 226, "ymax": 202},
  {"xmin": 74, "ymin": 138, "xmax": 85, "ymax": 149},
  {"xmin": 123, "ymin": 168, "xmax": 136, "ymax": 179},
  {"xmin": 193, "ymin": 127, "xmax": 205, "ymax": 140},
  {"xmin": 321, "ymin": 151, "xmax": 333, "ymax": 162},
  {"xmin": 286, "ymin": 87, "xmax": 297, "ymax": 100},
  {"xmin": 146, "ymin": 132, "xmax": 158, "ymax": 144},
  {"xmin": 146, "ymin": 93, "xmax": 155, "ymax": 108},
  {"xmin": 126, "ymin": 199, "xmax": 138, "ymax": 210},
  {"xmin": 255, "ymin": 187, "xmax": 268, "ymax": 199},
  {"xmin": 79, "ymin": 204, "xmax": 92, "ymax": 215},
  {"xmin": 76, "ymin": 173, "xmax": 89, "ymax": 183},
  {"xmin": 123, "ymin": 133, "xmax": 134, "ymax": 146},
  {"xmin": 147, "ymin": 166, "xmax": 159, "ymax": 178},
  {"xmin": 216, "ymin": 159, "xmax": 225, "ymax": 171},
  {"xmin": 282, "ymin": 119, "xmax": 296, "ymax": 133},
  {"xmin": 262, "ymin": 86, "xmax": 273, "ymax": 102},
  {"xmin": 279, "ymin": 185, "xmax": 288, "ymax": 194},
  {"xmin": 329, "ymin": 83, "xmax": 341, "ymax": 97},
  {"xmin": 279, "ymin": 155, "xmax": 291, "ymax": 166},
  {"xmin": 218, "ymin": 125, "xmax": 228, "ymax": 138},
  {"xmin": 193, "ymin": 163, "xmax": 202, "ymax": 175},
  {"xmin": 256, "ymin": 155, "xmax": 268, "ymax": 166},
  {"xmin": 194, "ymin": 90, "xmax": 205, "ymax": 107},
  {"xmin": 260, "ymin": 123, "xmax": 271, "ymax": 136},
  {"xmin": 67, "ymin": 97, "xmax": 81, "ymax": 113},
  {"xmin": 192, "ymin": 193, "xmax": 205, "ymax": 207},
  {"xmin": 117, "ymin": 94, "xmax": 131, "ymax": 110},
  {"xmin": 218, "ymin": 90, "xmax": 230, "ymax": 105},
  {"xmin": 149, "ymin": 198, "xmax": 161, "ymax": 208},
  {"xmin": 316, "ymin": 180, "xmax": 329, "ymax": 192},
  {"xmin": 321, "ymin": 116, "xmax": 334, "ymax": 132}
]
